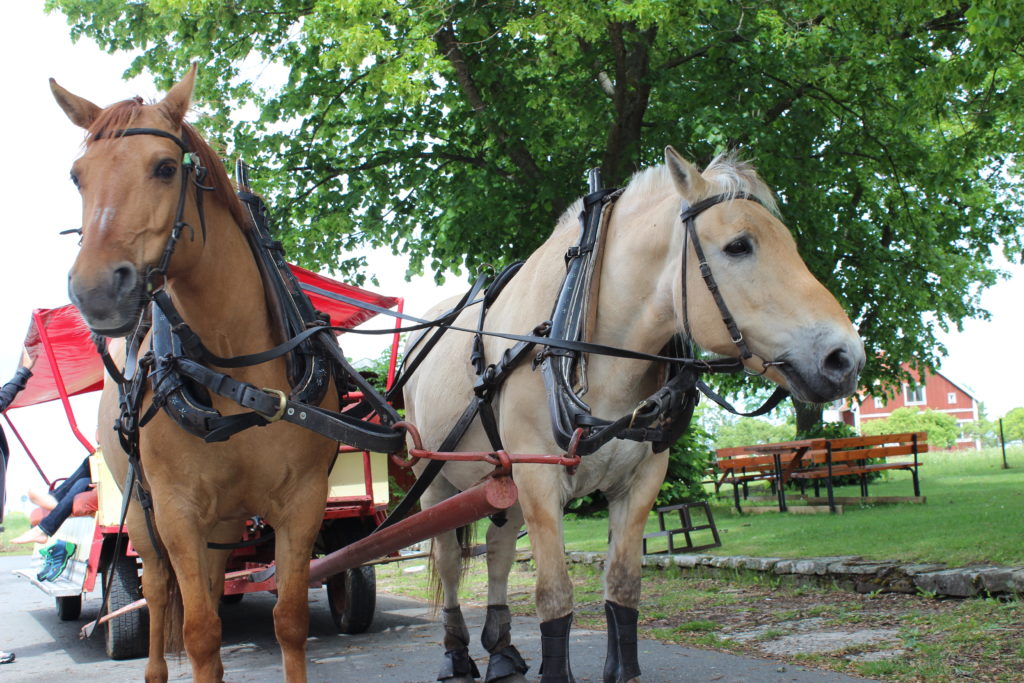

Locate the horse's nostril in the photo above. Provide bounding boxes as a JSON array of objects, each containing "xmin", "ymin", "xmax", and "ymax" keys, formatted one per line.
[
  {"xmin": 111, "ymin": 263, "xmax": 137, "ymax": 297},
  {"xmin": 823, "ymin": 347, "xmax": 852, "ymax": 378}
]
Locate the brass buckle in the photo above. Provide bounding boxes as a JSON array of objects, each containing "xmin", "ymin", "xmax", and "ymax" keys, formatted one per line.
[
  {"xmin": 260, "ymin": 388, "xmax": 288, "ymax": 422},
  {"xmin": 629, "ymin": 400, "xmax": 649, "ymax": 429}
]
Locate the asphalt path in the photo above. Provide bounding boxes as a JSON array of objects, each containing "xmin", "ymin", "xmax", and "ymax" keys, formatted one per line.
[{"xmin": 1, "ymin": 555, "xmax": 876, "ymax": 682}]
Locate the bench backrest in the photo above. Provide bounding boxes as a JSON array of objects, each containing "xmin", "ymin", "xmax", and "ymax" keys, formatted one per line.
[
  {"xmin": 716, "ymin": 432, "xmax": 928, "ymax": 469},
  {"xmin": 714, "ymin": 438, "xmax": 825, "ymax": 471}
]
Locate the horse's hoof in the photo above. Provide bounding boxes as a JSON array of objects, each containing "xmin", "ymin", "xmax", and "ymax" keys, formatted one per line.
[{"xmin": 490, "ymin": 674, "xmax": 528, "ymax": 683}]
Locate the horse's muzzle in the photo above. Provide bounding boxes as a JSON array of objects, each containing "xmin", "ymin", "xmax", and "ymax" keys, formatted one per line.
[
  {"xmin": 779, "ymin": 326, "xmax": 865, "ymax": 403},
  {"xmin": 68, "ymin": 261, "xmax": 145, "ymax": 337}
]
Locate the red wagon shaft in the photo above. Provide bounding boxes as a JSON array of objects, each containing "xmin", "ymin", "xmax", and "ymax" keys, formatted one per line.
[{"xmin": 309, "ymin": 474, "xmax": 517, "ymax": 584}]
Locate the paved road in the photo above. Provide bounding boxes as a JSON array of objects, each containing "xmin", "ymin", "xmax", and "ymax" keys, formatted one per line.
[{"xmin": 1, "ymin": 556, "xmax": 875, "ymax": 682}]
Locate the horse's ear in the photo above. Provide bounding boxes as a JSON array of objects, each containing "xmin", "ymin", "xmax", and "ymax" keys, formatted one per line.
[
  {"xmin": 50, "ymin": 78, "xmax": 101, "ymax": 130},
  {"xmin": 158, "ymin": 63, "xmax": 198, "ymax": 124},
  {"xmin": 664, "ymin": 145, "xmax": 709, "ymax": 201}
]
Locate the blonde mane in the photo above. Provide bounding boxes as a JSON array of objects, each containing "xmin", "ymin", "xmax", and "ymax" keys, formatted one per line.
[
  {"xmin": 621, "ymin": 150, "xmax": 779, "ymax": 215},
  {"xmin": 552, "ymin": 151, "xmax": 778, "ymax": 237}
]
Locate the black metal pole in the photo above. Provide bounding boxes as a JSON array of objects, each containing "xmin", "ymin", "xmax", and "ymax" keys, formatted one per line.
[{"xmin": 999, "ymin": 418, "xmax": 1008, "ymax": 469}]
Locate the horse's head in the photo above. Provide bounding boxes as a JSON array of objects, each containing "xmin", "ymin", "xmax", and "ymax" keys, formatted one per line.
[
  {"xmin": 664, "ymin": 146, "xmax": 864, "ymax": 403},
  {"xmin": 52, "ymin": 66, "xmax": 212, "ymax": 336}
]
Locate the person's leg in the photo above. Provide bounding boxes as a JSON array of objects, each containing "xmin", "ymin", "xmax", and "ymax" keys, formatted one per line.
[
  {"xmin": 48, "ymin": 458, "xmax": 91, "ymax": 503},
  {"xmin": 36, "ymin": 477, "xmax": 91, "ymax": 537},
  {"xmin": 28, "ymin": 487, "xmax": 59, "ymax": 511}
]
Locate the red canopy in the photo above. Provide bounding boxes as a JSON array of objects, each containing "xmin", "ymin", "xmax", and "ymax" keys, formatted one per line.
[{"xmin": 8, "ymin": 267, "xmax": 400, "ymax": 411}]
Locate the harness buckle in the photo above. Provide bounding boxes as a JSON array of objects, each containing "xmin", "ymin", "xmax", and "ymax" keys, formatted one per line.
[
  {"xmin": 629, "ymin": 400, "xmax": 649, "ymax": 429},
  {"xmin": 259, "ymin": 388, "xmax": 288, "ymax": 422}
]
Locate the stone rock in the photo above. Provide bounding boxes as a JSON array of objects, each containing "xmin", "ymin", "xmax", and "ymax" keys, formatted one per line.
[
  {"xmin": 739, "ymin": 557, "xmax": 784, "ymax": 571},
  {"xmin": 975, "ymin": 566, "xmax": 1024, "ymax": 595},
  {"xmin": 773, "ymin": 559, "xmax": 798, "ymax": 574},
  {"xmin": 672, "ymin": 554, "xmax": 711, "ymax": 569},
  {"xmin": 759, "ymin": 628, "xmax": 899, "ymax": 656},
  {"xmin": 791, "ymin": 557, "xmax": 859, "ymax": 575},
  {"xmin": 914, "ymin": 568, "xmax": 981, "ymax": 598}
]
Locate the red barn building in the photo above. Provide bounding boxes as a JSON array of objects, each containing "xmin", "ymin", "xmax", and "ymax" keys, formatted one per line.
[{"xmin": 840, "ymin": 364, "xmax": 980, "ymax": 450}]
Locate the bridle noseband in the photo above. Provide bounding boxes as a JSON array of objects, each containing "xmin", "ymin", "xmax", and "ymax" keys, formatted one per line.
[
  {"xmin": 91, "ymin": 127, "xmax": 214, "ymax": 293},
  {"xmin": 679, "ymin": 192, "xmax": 787, "ymax": 377}
]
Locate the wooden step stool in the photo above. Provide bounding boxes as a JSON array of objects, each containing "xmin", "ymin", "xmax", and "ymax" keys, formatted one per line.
[{"xmin": 642, "ymin": 501, "xmax": 722, "ymax": 554}]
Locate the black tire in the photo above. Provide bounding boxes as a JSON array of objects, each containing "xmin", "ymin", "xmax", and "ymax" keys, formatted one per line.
[
  {"xmin": 326, "ymin": 565, "xmax": 376, "ymax": 634},
  {"xmin": 102, "ymin": 550, "xmax": 148, "ymax": 660},
  {"xmin": 56, "ymin": 595, "xmax": 82, "ymax": 621}
]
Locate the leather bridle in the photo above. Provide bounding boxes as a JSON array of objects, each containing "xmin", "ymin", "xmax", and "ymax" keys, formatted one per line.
[
  {"xmin": 92, "ymin": 127, "xmax": 213, "ymax": 292},
  {"xmin": 679, "ymin": 191, "xmax": 788, "ymax": 377}
]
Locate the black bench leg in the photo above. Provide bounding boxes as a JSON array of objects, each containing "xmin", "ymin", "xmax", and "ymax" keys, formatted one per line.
[
  {"xmin": 860, "ymin": 473, "xmax": 868, "ymax": 497},
  {"xmin": 733, "ymin": 482, "xmax": 742, "ymax": 513},
  {"xmin": 912, "ymin": 466, "xmax": 921, "ymax": 497}
]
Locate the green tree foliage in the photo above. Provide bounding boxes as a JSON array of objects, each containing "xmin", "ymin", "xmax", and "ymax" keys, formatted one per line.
[
  {"xmin": 658, "ymin": 415, "xmax": 714, "ymax": 506},
  {"xmin": 860, "ymin": 406, "xmax": 959, "ymax": 449},
  {"xmin": 712, "ymin": 418, "xmax": 795, "ymax": 450},
  {"xmin": 1001, "ymin": 407, "xmax": 1024, "ymax": 444},
  {"xmin": 48, "ymin": 0, "xmax": 1024, "ymax": 400},
  {"xmin": 796, "ymin": 420, "xmax": 857, "ymax": 440}
]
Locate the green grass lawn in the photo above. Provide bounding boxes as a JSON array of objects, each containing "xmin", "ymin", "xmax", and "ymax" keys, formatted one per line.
[
  {"xmin": 0, "ymin": 511, "xmax": 33, "ymax": 556},
  {"xmin": 558, "ymin": 446, "xmax": 1024, "ymax": 567}
]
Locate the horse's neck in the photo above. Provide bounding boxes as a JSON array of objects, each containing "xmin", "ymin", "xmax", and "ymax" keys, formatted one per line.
[
  {"xmin": 584, "ymin": 196, "xmax": 683, "ymax": 400},
  {"xmin": 166, "ymin": 201, "xmax": 279, "ymax": 371}
]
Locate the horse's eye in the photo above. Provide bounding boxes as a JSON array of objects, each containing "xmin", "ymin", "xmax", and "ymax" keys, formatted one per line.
[
  {"xmin": 724, "ymin": 237, "xmax": 753, "ymax": 257},
  {"xmin": 154, "ymin": 161, "xmax": 177, "ymax": 180},
  {"xmin": 70, "ymin": 171, "xmax": 80, "ymax": 188}
]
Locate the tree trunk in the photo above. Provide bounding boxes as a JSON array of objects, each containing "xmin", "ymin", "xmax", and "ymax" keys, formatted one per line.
[
  {"xmin": 600, "ymin": 22, "xmax": 657, "ymax": 186},
  {"xmin": 793, "ymin": 399, "xmax": 824, "ymax": 437}
]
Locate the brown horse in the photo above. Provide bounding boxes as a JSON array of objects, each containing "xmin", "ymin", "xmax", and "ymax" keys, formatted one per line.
[
  {"xmin": 52, "ymin": 67, "xmax": 339, "ymax": 682},
  {"xmin": 403, "ymin": 148, "xmax": 865, "ymax": 682}
]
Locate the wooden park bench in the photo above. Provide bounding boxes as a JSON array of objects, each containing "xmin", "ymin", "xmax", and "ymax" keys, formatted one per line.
[
  {"xmin": 713, "ymin": 439, "xmax": 826, "ymax": 513},
  {"xmin": 790, "ymin": 431, "xmax": 927, "ymax": 513}
]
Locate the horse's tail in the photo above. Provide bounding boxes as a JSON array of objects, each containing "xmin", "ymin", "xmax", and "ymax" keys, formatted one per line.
[
  {"xmin": 428, "ymin": 523, "xmax": 477, "ymax": 608},
  {"xmin": 163, "ymin": 567, "xmax": 184, "ymax": 654}
]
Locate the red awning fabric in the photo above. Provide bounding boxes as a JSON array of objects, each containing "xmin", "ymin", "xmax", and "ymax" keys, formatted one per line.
[
  {"xmin": 7, "ymin": 267, "xmax": 400, "ymax": 410},
  {"xmin": 10, "ymin": 306, "xmax": 104, "ymax": 410},
  {"xmin": 289, "ymin": 264, "xmax": 400, "ymax": 329}
]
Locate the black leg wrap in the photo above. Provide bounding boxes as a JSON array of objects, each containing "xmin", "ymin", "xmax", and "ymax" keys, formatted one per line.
[
  {"xmin": 603, "ymin": 601, "xmax": 641, "ymax": 683},
  {"xmin": 438, "ymin": 607, "xmax": 481, "ymax": 681},
  {"xmin": 538, "ymin": 612, "xmax": 576, "ymax": 683},
  {"xmin": 482, "ymin": 605, "xmax": 529, "ymax": 682}
]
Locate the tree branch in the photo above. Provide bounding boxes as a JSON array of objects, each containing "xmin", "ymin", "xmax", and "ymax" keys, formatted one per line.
[{"xmin": 433, "ymin": 21, "xmax": 541, "ymax": 181}]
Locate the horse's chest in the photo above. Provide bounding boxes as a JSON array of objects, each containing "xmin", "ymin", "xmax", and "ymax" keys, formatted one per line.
[{"xmin": 572, "ymin": 443, "xmax": 655, "ymax": 498}]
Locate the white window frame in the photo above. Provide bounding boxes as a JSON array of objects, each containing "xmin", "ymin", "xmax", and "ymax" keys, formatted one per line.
[
  {"xmin": 873, "ymin": 396, "xmax": 885, "ymax": 409},
  {"xmin": 904, "ymin": 383, "xmax": 926, "ymax": 405},
  {"xmin": 947, "ymin": 392, "xmax": 957, "ymax": 404}
]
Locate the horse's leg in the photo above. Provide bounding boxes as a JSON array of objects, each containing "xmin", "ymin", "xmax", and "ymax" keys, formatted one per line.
[
  {"xmin": 480, "ymin": 504, "xmax": 529, "ymax": 683},
  {"xmin": 423, "ymin": 477, "xmax": 481, "ymax": 683},
  {"xmin": 161, "ymin": 536, "xmax": 223, "ymax": 682},
  {"xmin": 516, "ymin": 469, "xmax": 575, "ymax": 683},
  {"xmin": 601, "ymin": 452, "xmax": 668, "ymax": 683},
  {"xmin": 126, "ymin": 505, "xmax": 173, "ymax": 683},
  {"xmin": 268, "ymin": 489, "xmax": 326, "ymax": 683}
]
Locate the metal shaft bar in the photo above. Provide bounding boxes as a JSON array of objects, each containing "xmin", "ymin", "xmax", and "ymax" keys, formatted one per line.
[{"xmin": 308, "ymin": 475, "xmax": 517, "ymax": 584}]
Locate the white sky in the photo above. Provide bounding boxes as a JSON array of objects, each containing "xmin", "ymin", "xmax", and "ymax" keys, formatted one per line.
[{"xmin": 2, "ymin": 4, "xmax": 1022, "ymax": 513}]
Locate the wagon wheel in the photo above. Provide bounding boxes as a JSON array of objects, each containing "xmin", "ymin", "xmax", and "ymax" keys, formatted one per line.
[
  {"xmin": 102, "ymin": 548, "xmax": 148, "ymax": 660},
  {"xmin": 321, "ymin": 518, "xmax": 376, "ymax": 634},
  {"xmin": 56, "ymin": 595, "xmax": 82, "ymax": 621},
  {"xmin": 327, "ymin": 566, "xmax": 376, "ymax": 634}
]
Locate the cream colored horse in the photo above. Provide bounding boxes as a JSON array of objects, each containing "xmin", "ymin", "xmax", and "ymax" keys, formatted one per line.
[
  {"xmin": 404, "ymin": 147, "xmax": 865, "ymax": 683},
  {"xmin": 52, "ymin": 68, "xmax": 339, "ymax": 682}
]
